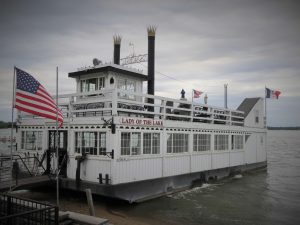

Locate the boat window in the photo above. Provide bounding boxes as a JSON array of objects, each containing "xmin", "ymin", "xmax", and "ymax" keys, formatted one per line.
[
  {"xmin": 75, "ymin": 131, "xmax": 106, "ymax": 155},
  {"xmin": 131, "ymin": 133, "xmax": 141, "ymax": 155},
  {"xmin": 80, "ymin": 77, "xmax": 105, "ymax": 92},
  {"xmin": 231, "ymin": 135, "xmax": 243, "ymax": 150},
  {"xmin": 121, "ymin": 132, "xmax": 160, "ymax": 156},
  {"xmin": 255, "ymin": 110, "xmax": 259, "ymax": 123},
  {"xmin": 99, "ymin": 132, "xmax": 106, "ymax": 155},
  {"xmin": 193, "ymin": 134, "xmax": 211, "ymax": 151},
  {"xmin": 167, "ymin": 133, "xmax": 189, "ymax": 153},
  {"xmin": 121, "ymin": 132, "xmax": 131, "ymax": 155},
  {"xmin": 117, "ymin": 79, "xmax": 136, "ymax": 100},
  {"xmin": 21, "ymin": 131, "xmax": 42, "ymax": 151},
  {"xmin": 82, "ymin": 132, "xmax": 98, "ymax": 155},
  {"xmin": 143, "ymin": 133, "xmax": 160, "ymax": 154},
  {"xmin": 214, "ymin": 134, "xmax": 229, "ymax": 151}
]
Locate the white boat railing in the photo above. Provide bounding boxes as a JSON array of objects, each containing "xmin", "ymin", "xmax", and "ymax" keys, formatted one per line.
[{"xmin": 20, "ymin": 89, "xmax": 244, "ymax": 126}]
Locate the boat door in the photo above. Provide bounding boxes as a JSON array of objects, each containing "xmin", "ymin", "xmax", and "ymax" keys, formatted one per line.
[{"xmin": 48, "ymin": 130, "xmax": 68, "ymax": 176}]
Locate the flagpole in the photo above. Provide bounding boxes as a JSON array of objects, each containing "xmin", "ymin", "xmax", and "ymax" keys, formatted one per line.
[
  {"xmin": 10, "ymin": 67, "xmax": 16, "ymax": 191},
  {"xmin": 192, "ymin": 89, "xmax": 194, "ymax": 102},
  {"xmin": 264, "ymin": 85, "xmax": 267, "ymax": 128},
  {"xmin": 56, "ymin": 66, "xmax": 59, "ymax": 206}
]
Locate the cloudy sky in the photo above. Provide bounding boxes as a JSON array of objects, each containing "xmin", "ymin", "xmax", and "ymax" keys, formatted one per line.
[{"xmin": 0, "ymin": 0, "xmax": 299, "ymax": 126}]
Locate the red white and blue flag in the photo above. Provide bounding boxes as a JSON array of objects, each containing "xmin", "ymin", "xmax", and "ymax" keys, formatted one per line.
[
  {"xmin": 15, "ymin": 67, "xmax": 64, "ymax": 126},
  {"xmin": 265, "ymin": 87, "xmax": 281, "ymax": 99},
  {"xmin": 193, "ymin": 89, "xmax": 203, "ymax": 98}
]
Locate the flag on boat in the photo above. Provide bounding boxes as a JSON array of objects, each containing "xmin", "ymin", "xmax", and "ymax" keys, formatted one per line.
[
  {"xmin": 15, "ymin": 67, "xmax": 64, "ymax": 126},
  {"xmin": 193, "ymin": 89, "xmax": 203, "ymax": 98},
  {"xmin": 265, "ymin": 87, "xmax": 281, "ymax": 99}
]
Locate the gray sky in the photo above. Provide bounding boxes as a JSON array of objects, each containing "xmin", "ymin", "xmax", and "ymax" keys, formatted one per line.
[{"xmin": 0, "ymin": 0, "xmax": 299, "ymax": 126}]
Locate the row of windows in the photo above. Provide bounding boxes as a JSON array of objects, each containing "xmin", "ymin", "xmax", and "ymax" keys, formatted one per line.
[
  {"xmin": 120, "ymin": 132, "xmax": 244, "ymax": 155},
  {"xmin": 20, "ymin": 131, "xmax": 244, "ymax": 154}
]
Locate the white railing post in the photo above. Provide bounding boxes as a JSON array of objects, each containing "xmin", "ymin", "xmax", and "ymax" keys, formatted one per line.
[
  {"xmin": 190, "ymin": 103, "xmax": 194, "ymax": 122},
  {"xmin": 112, "ymin": 89, "xmax": 118, "ymax": 116},
  {"xmin": 161, "ymin": 100, "xmax": 166, "ymax": 120}
]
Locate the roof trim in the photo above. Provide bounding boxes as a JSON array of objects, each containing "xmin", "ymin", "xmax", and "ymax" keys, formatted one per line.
[{"xmin": 69, "ymin": 64, "xmax": 148, "ymax": 80}]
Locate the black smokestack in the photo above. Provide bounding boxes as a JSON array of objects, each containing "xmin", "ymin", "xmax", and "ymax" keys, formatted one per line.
[
  {"xmin": 147, "ymin": 26, "xmax": 156, "ymax": 95},
  {"xmin": 113, "ymin": 35, "xmax": 121, "ymax": 65}
]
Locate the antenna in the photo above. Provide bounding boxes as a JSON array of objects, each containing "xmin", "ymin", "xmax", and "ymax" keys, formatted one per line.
[{"xmin": 93, "ymin": 58, "xmax": 102, "ymax": 67}]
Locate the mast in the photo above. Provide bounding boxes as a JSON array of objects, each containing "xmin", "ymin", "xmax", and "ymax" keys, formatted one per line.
[
  {"xmin": 10, "ymin": 67, "xmax": 16, "ymax": 191},
  {"xmin": 56, "ymin": 66, "xmax": 59, "ymax": 206}
]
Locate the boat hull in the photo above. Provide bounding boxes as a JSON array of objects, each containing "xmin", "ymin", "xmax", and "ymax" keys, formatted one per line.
[{"xmin": 60, "ymin": 161, "xmax": 267, "ymax": 203}]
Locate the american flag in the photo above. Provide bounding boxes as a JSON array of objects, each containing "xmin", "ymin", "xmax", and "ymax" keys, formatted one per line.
[
  {"xmin": 15, "ymin": 68, "xmax": 64, "ymax": 126},
  {"xmin": 193, "ymin": 89, "xmax": 203, "ymax": 98}
]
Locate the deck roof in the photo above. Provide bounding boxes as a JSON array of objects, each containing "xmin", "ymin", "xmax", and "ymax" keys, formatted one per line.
[{"xmin": 69, "ymin": 63, "xmax": 148, "ymax": 80}]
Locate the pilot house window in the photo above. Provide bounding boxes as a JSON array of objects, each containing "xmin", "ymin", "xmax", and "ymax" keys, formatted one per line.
[{"xmin": 80, "ymin": 77, "xmax": 105, "ymax": 92}]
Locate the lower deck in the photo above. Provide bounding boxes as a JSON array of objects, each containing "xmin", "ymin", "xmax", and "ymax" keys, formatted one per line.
[{"xmin": 16, "ymin": 117, "xmax": 267, "ymax": 187}]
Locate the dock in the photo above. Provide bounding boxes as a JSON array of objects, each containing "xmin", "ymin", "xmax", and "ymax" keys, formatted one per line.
[
  {"xmin": 0, "ymin": 154, "xmax": 52, "ymax": 192},
  {"xmin": 0, "ymin": 175, "xmax": 51, "ymax": 191}
]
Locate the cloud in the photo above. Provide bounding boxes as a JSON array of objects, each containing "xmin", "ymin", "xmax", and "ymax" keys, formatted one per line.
[{"xmin": 0, "ymin": 0, "xmax": 299, "ymax": 126}]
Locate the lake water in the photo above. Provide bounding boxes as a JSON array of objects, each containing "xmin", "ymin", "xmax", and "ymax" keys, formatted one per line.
[{"xmin": 1, "ymin": 129, "xmax": 300, "ymax": 225}]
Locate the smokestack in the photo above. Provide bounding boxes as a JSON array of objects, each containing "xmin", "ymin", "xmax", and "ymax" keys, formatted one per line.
[
  {"xmin": 147, "ymin": 26, "xmax": 156, "ymax": 95},
  {"xmin": 113, "ymin": 35, "xmax": 121, "ymax": 65}
]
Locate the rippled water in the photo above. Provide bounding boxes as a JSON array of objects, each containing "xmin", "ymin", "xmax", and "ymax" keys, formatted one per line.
[
  {"xmin": 1, "ymin": 129, "xmax": 300, "ymax": 225},
  {"xmin": 109, "ymin": 130, "xmax": 300, "ymax": 225}
]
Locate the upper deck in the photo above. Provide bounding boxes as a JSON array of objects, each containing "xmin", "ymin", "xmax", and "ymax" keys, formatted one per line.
[{"xmin": 19, "ymin": 88, "xmax": 244, "ymax": 127}]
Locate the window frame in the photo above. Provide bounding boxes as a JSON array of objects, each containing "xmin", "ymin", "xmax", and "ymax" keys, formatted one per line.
[
  {"xmin": 74, "ymin": 131, "xmax": 107, "ymax": 156},
  {"xmin": 214, "ymin": 134, "xmax": 229, "ymax": 151},
  {"xmin": 20, "ymin": 130, "xmax": 43, "ymax": 151},
  {"xmin": 193, "ymin": 133, "xmax": 211, "ymax": 152},
  {"xmin": 121, "ymin": 131, "xmax": 161, "ymax": 156},
  {"xmin": 166, "ymin": 133, "xmax": 189, "ymax": 154},
  {"xmin": 80, "ymin": 77, "xmax": 105, "ymax": 93},
  {"xmin": 231, "ymin": 135, "xmax": 244, "ymax": 150}
]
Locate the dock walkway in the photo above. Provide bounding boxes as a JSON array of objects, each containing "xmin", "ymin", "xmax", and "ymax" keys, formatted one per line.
[{"xmin": 0, "ymin": 175, "xmax": 51, "ymax": 191}]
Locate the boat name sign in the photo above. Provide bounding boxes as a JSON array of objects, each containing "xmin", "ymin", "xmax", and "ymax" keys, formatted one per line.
[{"xmin": 119, "ymin": 117, "xmax": 163, "ymax": 127}]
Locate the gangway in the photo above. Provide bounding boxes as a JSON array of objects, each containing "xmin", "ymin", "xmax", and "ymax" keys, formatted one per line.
[{"xmin": 0, "ymin": 154, "xmax": 52, "ymax": 191}]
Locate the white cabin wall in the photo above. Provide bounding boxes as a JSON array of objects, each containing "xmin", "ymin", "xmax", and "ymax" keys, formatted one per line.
[
  {"xmin": 230, "ymin": 151, "xmax": 244, "ymax": 166},
  {"xmin": 191, "ymin": 153, "xmax": 212, "ymax": 172},
  {"xmin": 164, "ymin": 155, "xmax": 190, "ymax": 177},
  {"xmin": 114, "ymin": 158, "xmax": 163, "ymax": 184},
  {"xmin": 244, "ymin": 98, "xmax": 264, "ymax": 128},
  {"xmin": 212, "ymin": 152, "xmax": 230, "ymax": 169},
  {"xmin": 245, "ymin": 133, "xmax": 258, "ymax": 164},
  {"xmin": 256, "ymin": 133, "xmax": 267, "ymax": 162}
]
